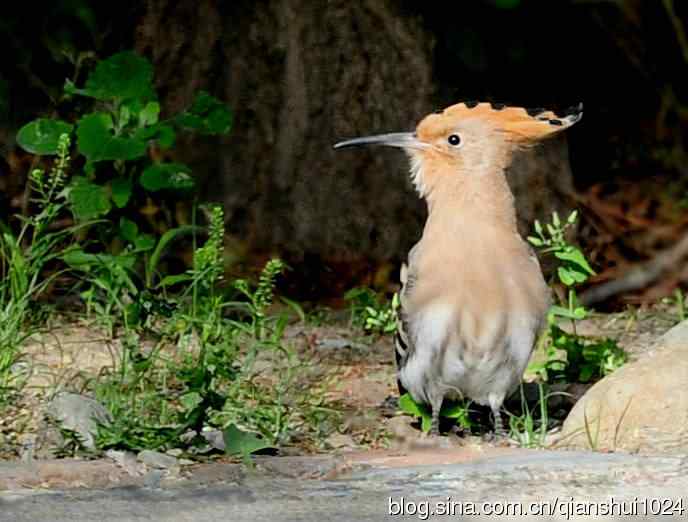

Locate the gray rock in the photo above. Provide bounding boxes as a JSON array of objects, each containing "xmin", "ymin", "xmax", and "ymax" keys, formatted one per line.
[
  {"xmin": 254, "ymin": 455, "xmax": 339, "ymax": 479},
  {"xmin": 560, "ymin": 319, "xmax": 688, "ymax": 454},
  {"xmin": 324, "ymin": 432, "xmax": 356, "ymax": 450},
  {"xmin": 201, "ymin": 429, "xmax": 225, "ymax": 451},
  {"xmin": 33, "ymin": 423, "xmax": 65, "ymax": 459},
  {"xmin": 19, "ymin": 434, "xmax": 37, "ymax": 462},
  {"xmin": 315, "ymin": 338, "xmax": 367, "ymax": 351},
  {"xmin": 142, "ymin": 469, "xmax": 164, "ymax": 489},
  {"xmin": 7, "ymin": 449, "xmax": 686, "ymax": 521},
  {"xmin": 45, "ymin": 392, "xmax": 112, "ymax": 451},
  {"xmin": 106, "ymin": 449, "xmax": 141, "ymax": 476},
  {"xmin": 385, "ymin": 415, "xmax": 418, "ymax": 442},
  {"xmin": 137, "ymin": 449, "xmax": 179, "ymax": 469}
]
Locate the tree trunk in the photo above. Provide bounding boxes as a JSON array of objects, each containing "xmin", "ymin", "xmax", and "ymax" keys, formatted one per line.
[{"xmin": 135, "ymin": 0, "xmax": 575, "ymax": 295}]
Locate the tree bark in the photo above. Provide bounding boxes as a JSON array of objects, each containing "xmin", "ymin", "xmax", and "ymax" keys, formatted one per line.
[{"xmin": 135, "ymin": 0, "xmax": 575, "ymax": 292}]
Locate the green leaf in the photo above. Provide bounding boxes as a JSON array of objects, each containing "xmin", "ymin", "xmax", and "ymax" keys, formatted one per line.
[
  {"xmin": 546, "ymin": 223, "xmax": 556, "ymax": 237},
  {"xmin": 176, "ymin": 91, "xmax": 232, "ymax": 135},
  {"xmin": 398, "ymin": 393, "xmax": 425, "ymax": 417},
  {"xmin": 111, "ymin": 177, "xmax": 133, "ymax": 208},
  {"xmin": 119, "ymin": 104, "xmax": 131, "ymax": 128},
  {"xmin": 534, "ymin": 220, "xmax": 543, "ymax": 235},
  {"xmin": 140, "ymin": 163, "xmax": 194, "ymax": 192},
  {"xmin": 554, "ymin": 248, "xmax": 595, "ymax": 275},
  {"xmin": 62, "ymin": 249, "xmax": 96, "ymax": 270},
  {"xmin": 146, "ymin": 225, "xmax": 200, "ymax": 287},
  {"xmin": 62, "ymin": 249, "xmax": 135, "ymax": 271},
  {"xmin": 527, "ymin": 236, "xmax": 543, "ymax": 247},
  {"xmin": 16, "ymin": 119, "xmax": 73, "ymax": 155},
  {"xmin": 134, "ymin": 234, "xmax": 156, "ymax": 252},
  {"xmin": 398, "ymin": 394, "xmax": 432, "ymax": 433},
  {"xmin": 157, "ymin": 273, "xmax": 193, "ymax": 288},
  {"xmin": 134, "ymin": 123, "xmax": 176, "ymax": 149},
  {"xmin": 420, "ymin": 415, "xmax": 432, "ymax": 433},
  {"xmin": 549, "ymin": 305, "xmax": 581, "ymax": 320},
  {"xmin": 223, "ymin": 423, "xmax": 274, "ymax": 457},
  {"xmin": 119, "ymin": 217, "xmax": 139, "ymax": 242},
  {"xmin": 139, "ymin": 101, "xmax": 160, "ymax": 127},
  {"xmin": 67, "ymin": 177, "xmax": 111, "ymax": 219},
  {"xmin": 557, "ymin": 266, "xmax": 575, "ymax": 286},
  {"xmin": 578, "ymin": 366, "xmax": 594, "ymax": 383},
  {"xmin": 77, "ymin": 113, "xmax": 147, "ymax": 163},
  {"xmin": 572, "ymin": 306, "xmax": 587, "ymax": 320},
  {"xmin": 67, "ymin": 51, "xmax": 154, "ymax": 101},
  {"xmin": 440, "ymin": 402, "xmax": 465, "ymax": 419},
  {"xmin": 179, "ymin": 391, "xmax": 203, "ymax": 411},
  {"xmin": 156, "ymin": 125, "xmax": 176, "ymax": 148}
]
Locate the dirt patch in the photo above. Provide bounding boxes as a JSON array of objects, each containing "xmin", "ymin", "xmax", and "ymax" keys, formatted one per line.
[{"xmin": 0, "ymin": 306, "xmax": 680, "ymax": 462}]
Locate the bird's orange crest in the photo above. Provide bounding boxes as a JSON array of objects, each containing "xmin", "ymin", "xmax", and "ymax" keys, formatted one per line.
[{"xmin": 422, "ymin": 101, "xmax": 583, "ymax": 145}]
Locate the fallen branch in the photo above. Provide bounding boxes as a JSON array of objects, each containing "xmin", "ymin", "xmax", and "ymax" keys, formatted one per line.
[{"xmin": 580, "ymin": 229, "xmax": 688, "ymax": 306}]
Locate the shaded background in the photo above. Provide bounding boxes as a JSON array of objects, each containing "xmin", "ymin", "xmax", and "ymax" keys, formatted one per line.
[{"xmin": 1, "ymin": 0, "xmax": 687, "ymax": 305}]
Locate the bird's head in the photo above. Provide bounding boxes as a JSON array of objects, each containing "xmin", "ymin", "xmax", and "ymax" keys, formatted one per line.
[{"xmin": 334, "ymin": 101, "xmax": 582, "ymax": 198}]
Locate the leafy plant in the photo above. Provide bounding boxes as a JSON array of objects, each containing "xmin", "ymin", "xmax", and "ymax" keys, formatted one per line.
[
  {"xmin": 15, "ymin": 50, "xmax": 231, "ymax": 252},
  {"xmin": 397, "ymin": 393, "xmax": 472, "ymax": 433},
  {"xmin": 9, "ymin": 50, "xmax": 337, "ymax": 462},
  {"xmin": 231, "ymin": 258, "xmax": 287, "ymax": 340},
  {"xmin": 0, "ymin": 134, "xmax": 81, "ymax": 400},
  {"xmin": 507, "ymin": 383, "xmax": 550, "ymax": 448},
  {"xmin": 528, "ymin": 210, "xmax": 594, "ymax": 325},
  {"xmin": 223, "ymin": 423, "xmax": 275, "ymax": 465},
  {"xmin": 528, "ymin": 211, "xmax": 627, "ymax": 383},
  {"xmin": 344, "ymin": 287, "xmax": 399, "ymax": 335},
  {"xmin": 14, "ymin": 51, "xmax": 232, "ymax": 333}
]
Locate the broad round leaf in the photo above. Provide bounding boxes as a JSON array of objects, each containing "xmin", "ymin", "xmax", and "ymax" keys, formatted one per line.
[
  {"xmin": 223, "ymin": 423, "xmax": 274, "ymax": 457},
  {"xmin": 16, "ymin": 119, "xmax": 73, "ymax": 155},
  {"xmin": 111, "ymin": 177, "xmax": 133, "ymax": 208},
  {"xmin": 67, "ymin": 177, "xmax": 111, "ymax": 219},
  {"xmin": 77, "ymin": 113, "xmax": 146, "ymax": 163},
  {"xmin": 134, "ymin": 123, "xmax": 176, "ymax": 149},
  {"xmin": 176, "ymin": 91, "xmax": 232, "ymax": 135},
  {"xmin": 119, "ymin": 217, "xmax": 139, "ymax": 242},
  {"xmin": 81, "ymin": 51, "xmax": 154, "ymax": 101},
  {"xmin": 398, "ymin": 393, "xmax": 427, "ymax": 417},
  {"xmin": 140, "ymin": 163, "xmax": 195, "ymax": 192},
  {"xmin": 139, "ymin": 101, "xmax": 160, "ymax": 127}
]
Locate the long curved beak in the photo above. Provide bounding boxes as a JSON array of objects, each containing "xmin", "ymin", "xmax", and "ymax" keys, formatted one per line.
[{"xmin": 333, "ymin": 132, "xmax": 426, "ymax": 150}]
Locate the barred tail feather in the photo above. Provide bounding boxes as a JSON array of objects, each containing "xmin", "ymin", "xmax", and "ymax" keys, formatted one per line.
[{"xmin": 395, "ymin": 263, "xmax": 412, "ymax": 395}]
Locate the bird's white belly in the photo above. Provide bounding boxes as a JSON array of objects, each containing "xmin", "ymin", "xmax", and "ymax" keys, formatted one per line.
[{"xmin": 398, "ymin": 303, "xmax": 538, "ymax": 406}]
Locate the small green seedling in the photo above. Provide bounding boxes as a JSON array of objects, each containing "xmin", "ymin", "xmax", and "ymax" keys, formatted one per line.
[
  {"xmin": 398, "ymin": 393, "xmax": 472, "ymax": 433},
  {"xmin": 344, "ymin": 287, "xmax": 399, "ymax": 335},
  {"xmin": 223, "ymin": 423, "xmax": 275, "ymax": 465},
  {"xmin": 528, "ymin": 211, "xmax": 627, "ymax": 383}
]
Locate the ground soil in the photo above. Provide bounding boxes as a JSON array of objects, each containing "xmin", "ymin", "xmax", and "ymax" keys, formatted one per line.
[{"xmin": 0, "ymin": 303, "xmax": 681, "ymax": 461}]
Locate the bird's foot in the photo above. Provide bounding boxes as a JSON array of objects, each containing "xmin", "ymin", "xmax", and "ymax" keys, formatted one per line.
[{"xmin": 481, "ymin": 428, "xmax": 512, "ymax": 447}]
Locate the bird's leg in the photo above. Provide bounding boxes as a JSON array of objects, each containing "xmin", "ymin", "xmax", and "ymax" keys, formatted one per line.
[
  {"xmin": 491, "ymin": 405, "xmax": 506, "ymax": 437},
  {"xmin": 488, "ymin": 392, "xmax": 507, "ymax": 438},
  {"xmin": 429, "ymin": 394, "xmax": 443, "ymax": 436}
]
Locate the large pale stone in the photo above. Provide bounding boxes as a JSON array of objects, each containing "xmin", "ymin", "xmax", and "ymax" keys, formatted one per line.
[
  {"xmin": 45, "ymin": 392, "xmax": 112, "ymax": 451},
  {"xmin": 559, "ymin": 320, "xmax": 688, "ymax": 454}
]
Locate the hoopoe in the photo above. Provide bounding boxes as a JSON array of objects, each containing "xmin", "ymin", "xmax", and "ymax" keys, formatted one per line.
[{"xmin": 334, "ymin": 101, "xmax": 583, "ymax": 436}]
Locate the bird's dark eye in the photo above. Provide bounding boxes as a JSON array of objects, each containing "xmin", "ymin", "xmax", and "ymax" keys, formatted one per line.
[{"xmin": 447, "ymin": 134, "xmax": 461, "ymax": 146}]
